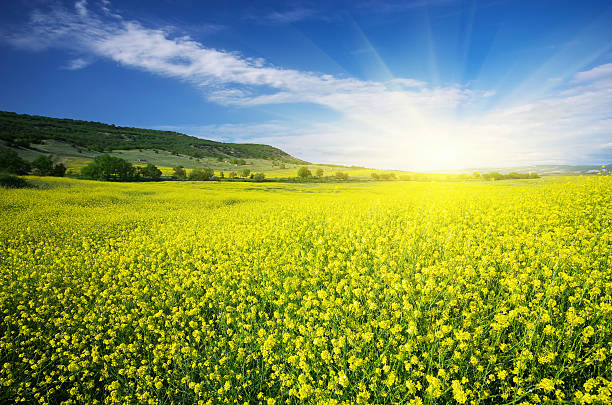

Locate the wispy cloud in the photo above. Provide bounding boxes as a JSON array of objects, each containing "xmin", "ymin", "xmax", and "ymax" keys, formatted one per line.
[
  {"xmin": 574, "ymin": 62, "xmax": 612, "ymax": 83},
  {"xmin": 2, "ymin": 1, "xmax": 611, "ymax": 170},
  {"xmin": 262, "ymin": 7, "xmax": 318, "ymax": 24},
  {"xmin": 249, "ymin": 0, "xmax": 458, "ymax": 26},
  {"xmin": 63, "ymin": 57, "xmax": 91, "ymax": 70},
  {"xmin": 75, "ymin": 0, "xmax": 88, "ymax": 17},
  {"xmin": 356, "ymin": 0, "xmax": 457, "ymax": 13}
]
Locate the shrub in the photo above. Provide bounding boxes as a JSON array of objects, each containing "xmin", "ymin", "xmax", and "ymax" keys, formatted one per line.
[
  {"xmin": 81, "ymin": 155, "xmax": 137, "ymax": 181},
  {"xmin": 0, "ymin": 174, "xmax": 30, "ymax": 189},
  {"xmin": 297, "ymin": 167, "xmax": 312, "ymax": 178},
  {"xmin": 189, "ymin": 168, "xmax": 214, "ymax": 181},
  {"xmin": 31, "ymin": 155, "xmax": 54, "ymax": 176},
  {"xmin": 335, "ymin": 171, "xmax": 349, "ymax": 180},
  {"xmin": 379, "ymin": 173, "xmax": 396, "ymax": 181},
  {"xmin": 53, "ymin": 163, "xmax": 67, "ymax": 177},
  {"xmin": 0, "ymin": 147, "xmax": 30, "ymax": 175},
  {"xmin": 253, "ymin": 172, "xmax": 265, "ymax": 182},
  {"xmin": 172, "ymin": 166, "xmax": 186, "ymax": 179},
  {"xmin": 139, "ymin": 164, "xmax": 162, "ymax": 181},
  {"xmin": 31, "ymin": 156, "xmax": 67, "ymax": 177}
]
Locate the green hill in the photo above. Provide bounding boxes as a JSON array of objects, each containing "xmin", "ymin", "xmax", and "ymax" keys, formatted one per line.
[{"xmin": 0, "ymin": 110, "xmax": 307, "ymax": 163}]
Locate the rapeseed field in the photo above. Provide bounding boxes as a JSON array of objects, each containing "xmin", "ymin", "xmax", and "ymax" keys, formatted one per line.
[{"xmin": 0, "ymin": 176, "xmax": 610, "ymax": 404}]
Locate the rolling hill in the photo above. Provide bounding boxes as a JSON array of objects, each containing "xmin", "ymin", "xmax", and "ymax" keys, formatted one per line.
[{"xmin": 0, "ymin": 110, "xmax": 307, "ymax": 164}]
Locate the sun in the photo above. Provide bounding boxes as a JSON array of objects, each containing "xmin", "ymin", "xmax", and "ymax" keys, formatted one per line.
[{"xmin": 432, "ymin": 149, "xmax": 458, "ymax": 166}]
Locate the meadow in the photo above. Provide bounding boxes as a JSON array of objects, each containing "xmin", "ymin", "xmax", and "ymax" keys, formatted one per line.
[
  {"xmin": 5, "ymin": 139, "xmax": 476, "ymax": 180},
  {"xmin": 0, "ymin": 176, "xmax": 610, "ymax": 404}
]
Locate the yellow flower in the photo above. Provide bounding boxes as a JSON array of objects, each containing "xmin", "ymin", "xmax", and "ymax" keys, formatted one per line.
[
  {"xmin": 452, "ymin": 380, "xmax": 468, "ymax": 404},
  {"xmin": 537, "ymin": 378, "xmax": 555, "ymax": 393},
  {"xmin": 1, "ymin": 175, "xmax": 609, "ymax": 404}
]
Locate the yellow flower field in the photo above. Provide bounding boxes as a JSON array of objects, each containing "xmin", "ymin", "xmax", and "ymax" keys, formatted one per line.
[{"xmin": 0, "ymin": 176, "xmax": 611, "ymax": 404}]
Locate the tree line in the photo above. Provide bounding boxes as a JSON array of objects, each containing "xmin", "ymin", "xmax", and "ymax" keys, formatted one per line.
[
  {"xmin": 2, "ymin": 147, "xmax": 542, "ymax": 186},
  {"xmin": 80, "ymin": 156, "xmax": 269, "ymax": 182},
  {"xmin": 0, "ymin": 148, "xmax": 271, "ymax": 183},
  {"xmin": 370, "ymin": 171, "xmax": 540, "ymax": 181},
  {"xmin": 81, "ymin": 155, "xmax": 163, "ymax": 181},
  {"xmin": 297, "ymin": 167, "xmax": 350, "ymax": 180},
  {"xmin": 478, "ymin": 172, "xmax": 540, "ymax": 180},
  {"xmin": 1, "ymin": 147, "xmax": 66, "ymax": 177}
]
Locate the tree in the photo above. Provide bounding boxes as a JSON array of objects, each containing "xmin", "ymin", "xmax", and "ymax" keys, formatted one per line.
[
  {"xmin": 0, "ymin": 173, "xmax": 30, "ymax": 189},
  {"xmin": 315, "ymin": 168, "xmax": 324, "ymax": 178},
  {"xmin": 31, "ymin": 155, "xmax": 55, "ymax": 176},
  {"xmin": 32, "ymin": 155, "xmax": 67, "ymax": 177},
  {"xmin": 297, "ymin": 167, "xmax": 312, "ymax": 178},
  {"xmin": 189, "ymin": 168, "xmax": 214, "ymax": 181},
  {"xmin": 379, "ymin": 173, "xmax": 396, "ymax": 181},
  {"xmin": 371, "ymin": 173, "xmax": 380, "ymax": 180},
  {"xmin": 53, "ymin": 163, "xmax": 67, "ymax": 177},
  {"xmin": 139, "ymin": 164, "xmax": 162, "ymax": 181},
  {"xmin": 253, "ymin": 172, "xmax": 265, "ymax": 181},
  {"xmin": 488, "ymin": 172, "xmax": 503, "ymax": 181},
  {"xmin": 335, "ymin": 171, "xmax": 349, "ymax": 180},
  {"xmin": 0, "ymin": 147, "xmax": 30, "ymax": 175},
  {"xmin": 240, "ymin": 168, "xmax": 251, "ymax": 178},
  {"xmin": 229, "ymin": 171, "xmax": 237, "ymax": 179},
  {"xmin": 172, "ymin": 166, "xmax": 186, "ymax": 179},
  {"xmin": 81, "ymin": 155, "xmax": 136, "ymax": 181}
]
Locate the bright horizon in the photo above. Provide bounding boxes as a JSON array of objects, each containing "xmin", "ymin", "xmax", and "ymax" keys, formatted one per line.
[{"xmin": 1, "ymin": 0, "xmax": 611, "ymax": 171}]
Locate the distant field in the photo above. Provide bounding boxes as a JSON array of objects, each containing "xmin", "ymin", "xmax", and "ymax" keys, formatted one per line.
[
  {"xmin": 1, "ymin": 176, "xmax": 610, "ymax": 403},
  {"xmin": 5, "ymin": 139, "xmax": 608, "ymax": 181},
  {"xmin": 5, "ymin": 139, "xmax": 421, "ymax": 179}
]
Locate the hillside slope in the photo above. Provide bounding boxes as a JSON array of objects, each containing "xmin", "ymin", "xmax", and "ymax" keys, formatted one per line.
[{"xmin": 0, "ymin": 110, "xmax": 306, "ymax": 163}]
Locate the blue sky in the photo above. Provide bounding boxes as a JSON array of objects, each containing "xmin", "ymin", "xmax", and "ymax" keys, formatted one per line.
[{"xmin": 1, "ymin": 0, "xmax": 611, "ymax": 170}]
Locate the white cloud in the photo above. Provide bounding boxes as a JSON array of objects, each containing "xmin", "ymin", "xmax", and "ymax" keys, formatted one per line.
[
  {"xmin": 75, "ymin": 0, "xmax": 88, "ymax": 17},
  {"xmin": 574, "ymin": 63, "xmax": 612, "ymax": 83},
  {"xmin": 2, "ymin": 1, "xmax": 611, "ymax": 170},
  {"xmin": 263, "ymin": 8, "xmax": 317, "ymax": 24},
  {"xmin": 63, "ymin": 57, "xmax": 91, "ymax": 70}
]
